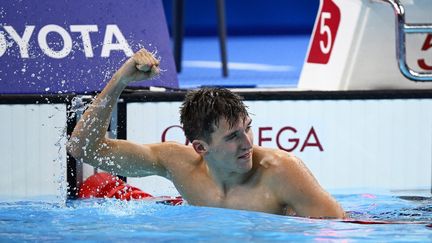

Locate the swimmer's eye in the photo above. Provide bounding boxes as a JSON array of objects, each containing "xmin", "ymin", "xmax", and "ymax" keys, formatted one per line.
[{"xmin": 226, "ymin": 133, "xmax": 237, "ymax": 141}]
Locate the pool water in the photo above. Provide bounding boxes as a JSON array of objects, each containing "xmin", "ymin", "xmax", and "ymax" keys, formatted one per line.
[{"xmin": 0, "ymin": 193, "xmax": 431, "ymax": 242}]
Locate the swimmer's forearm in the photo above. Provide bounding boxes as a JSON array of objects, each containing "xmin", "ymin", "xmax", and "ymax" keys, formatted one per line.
[
  {"xmin": 67, "ymin": 75, "xmax": 127, "ymax": 161},
  {"xmin": 293, "ymin": 193, "xmax": 346, "ymax": 219}
]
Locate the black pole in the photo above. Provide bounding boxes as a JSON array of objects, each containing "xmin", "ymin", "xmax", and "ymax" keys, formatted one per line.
[
  {"xmin": 66, "ymin": 101, "xmax": 78, "ymax": 199},
  {"xmin": 173, "ymin": 0, "xmax": 184, "ymax": 73},
  {"xmin": 116, "ymin": 101, "xmax": 128, "ymax": 183},
  {"xmin": 216, "ymin": 0, "xmax": 228, "ymax": 77}
]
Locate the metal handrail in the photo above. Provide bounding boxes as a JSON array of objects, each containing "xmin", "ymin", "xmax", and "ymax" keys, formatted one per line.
[{"xmin": 376, "ymin": 0, "xmax": 432, "ymax": 82}]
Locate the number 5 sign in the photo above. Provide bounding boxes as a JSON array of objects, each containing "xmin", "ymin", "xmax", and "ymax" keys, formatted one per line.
[
  {"xmin": 299, "ymin": 0, "xmax": 432, "ymax": 90},
  {"xmin": 418, "ymin": 34, "xmax": 432, "ymax": 71},
  {"xmin": 307, "ymin": 0, "xmax": 341, "ymax": 64}
]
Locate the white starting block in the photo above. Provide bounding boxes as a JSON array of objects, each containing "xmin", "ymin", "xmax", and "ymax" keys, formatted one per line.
[{"xmin": 299, "ymin": 0, "xmax": 432, "ymax": 90}]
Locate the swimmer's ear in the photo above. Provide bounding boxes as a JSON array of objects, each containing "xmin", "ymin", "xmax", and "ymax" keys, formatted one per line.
[{"xmin": 192, "ymin": 140, "xmax": 208, "ymax": 155}]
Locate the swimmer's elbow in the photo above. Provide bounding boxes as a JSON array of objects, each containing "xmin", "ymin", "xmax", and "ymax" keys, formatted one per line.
[
  {"xmin": 66, "ymin": 140, "xmax": 90, "ymax": 164},
  {"xmin": 313, "ymin": 198, "xmax": 346, "ymax": 219},
  {"xmin": 66, "ymin": 141, "xmax": 100, "ymax": 168},
  {"xmin": 66, "ymin": 136, "xmax": 100, "ymax": 163},
  {"xmin": 293, "ymin": 198, "xmax": 346, "ymax": 219},
  {"xmin": 66, "ymin": 137, "xmax": 81, "ymax": 160},
  {"xmin": 336, "ymin": 205, "xmax": 347, "ymax": 219},
  {"xmin": 325, "ymin": 197, "xmax": 346, "ymax": 219},
  {"xmin": 319, "ymin": 203, "xmax": 346, "ymax": 219}
]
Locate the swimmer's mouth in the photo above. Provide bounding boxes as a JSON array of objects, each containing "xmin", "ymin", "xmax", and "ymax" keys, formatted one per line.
[{"xmin": 238, "ymin": 151, "xmax": 252, "ymax": 159}]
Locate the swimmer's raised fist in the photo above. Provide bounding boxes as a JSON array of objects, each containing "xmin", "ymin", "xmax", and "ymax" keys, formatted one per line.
[{"xmin": 115, "ymin": 48, "xmax": 160, "ymax": 84}]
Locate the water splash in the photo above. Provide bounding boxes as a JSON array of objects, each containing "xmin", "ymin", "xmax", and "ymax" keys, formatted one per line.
[
  {"xmin": 54, "ymin": 125, "xmax": 68, "ymax": 206},
  {"xmin": 95, "ymin": 199, "xmax": 162, "ymax": 217},
  {"xmin": 48, "ymin": 106, "xmax": 69, "ymax": 207},
  {"xmin": 52, "ymin": 95, "xmax": 95, "ymax": 207},
  {"xmin": 70, "ymin": 95, "xmax": 92, "ymax": 116}
]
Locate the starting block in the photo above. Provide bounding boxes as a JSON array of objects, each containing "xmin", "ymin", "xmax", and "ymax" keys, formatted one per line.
[{"xmin": 299, "ymin": 0, "xmax": 432, "ymax": 90}]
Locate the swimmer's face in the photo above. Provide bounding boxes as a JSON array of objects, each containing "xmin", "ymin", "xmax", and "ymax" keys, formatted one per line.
[{"xmin": 205, "ymin": 116, "xmax": 253, "ymax": 173}]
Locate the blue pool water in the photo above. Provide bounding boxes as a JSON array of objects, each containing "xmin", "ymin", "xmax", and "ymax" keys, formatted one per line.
[{"xmin": 0, "ymin": 193, "xmax": 431, "ymax": 242}]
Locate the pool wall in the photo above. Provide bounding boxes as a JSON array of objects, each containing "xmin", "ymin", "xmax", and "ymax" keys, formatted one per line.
[
  {"xmin": 0, "ymin": 90, "xmax": 431, "ymax": 199},
  {"xmin": 124, "ymin": 90, "xmax": 432, "ymax": 196},
  {"xmin": 0, "ymin": 100, "xmax": 67, "ymax": 199}
]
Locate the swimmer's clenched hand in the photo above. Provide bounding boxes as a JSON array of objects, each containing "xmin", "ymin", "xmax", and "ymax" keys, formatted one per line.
[{"xmin": 114, "ymin": 48, "xmax": 160, "ymax": 84}]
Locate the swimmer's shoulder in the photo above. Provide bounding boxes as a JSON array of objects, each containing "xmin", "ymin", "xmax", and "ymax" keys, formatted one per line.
[
  {"xmin": 254, "ymin": 146, "xmax": 312, "ymax": 185},
  {"xmin": 254, "ymin": 146, "xmax": 312, "ymax": 195},
  {"xmin": 253, "ymin": 145, "xmax": 297, "ymax": 170}
]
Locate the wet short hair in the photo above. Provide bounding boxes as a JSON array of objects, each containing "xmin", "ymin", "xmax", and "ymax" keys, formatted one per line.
[{"xmin": 180, "ymin": 88, "xmax": 249, "ymax": 143}]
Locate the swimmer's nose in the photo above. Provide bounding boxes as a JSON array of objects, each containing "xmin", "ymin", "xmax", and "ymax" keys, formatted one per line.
[{"xmin": 242, "ymin": 132, "xmax": 253, "ymax": 150}]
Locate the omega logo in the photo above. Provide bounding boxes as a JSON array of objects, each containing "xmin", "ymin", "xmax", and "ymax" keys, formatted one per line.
[{"xmin": 161, "ymin": 125, "xmax": 324, "ymax": 153}]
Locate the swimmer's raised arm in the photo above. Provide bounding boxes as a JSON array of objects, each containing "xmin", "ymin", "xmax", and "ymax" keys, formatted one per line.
[{"xmin": 67, "ymin": 48, "xmax": 169, "ymax": 177}]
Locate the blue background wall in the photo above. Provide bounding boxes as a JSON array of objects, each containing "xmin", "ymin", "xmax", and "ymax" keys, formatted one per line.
[{"xmin": 162, "ymin": 0, "xmax": 319, "ymax": 36}]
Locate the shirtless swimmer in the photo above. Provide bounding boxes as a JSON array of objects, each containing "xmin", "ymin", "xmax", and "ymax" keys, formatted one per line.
[{"xmin": 67, "ymin": 48, "xmax": 345, "ymax": 218}]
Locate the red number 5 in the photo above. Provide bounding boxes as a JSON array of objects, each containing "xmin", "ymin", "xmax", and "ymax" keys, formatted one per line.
[
  {"xmin": 307, "ymin": 0, "xmax": 341, "ymax": 64},
  {"xmin": 319, "ymin": 12, "xmax": 332, "ymax": 54},
  {"xmin": 418, "ymin": 34, "xmax": 432, "ymax": 70}
]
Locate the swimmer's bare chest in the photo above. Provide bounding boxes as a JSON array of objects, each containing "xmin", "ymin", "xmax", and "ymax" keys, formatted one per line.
[{"xmin": 170, "ymin": 171, "xmax": 288, "ymax": 215}]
